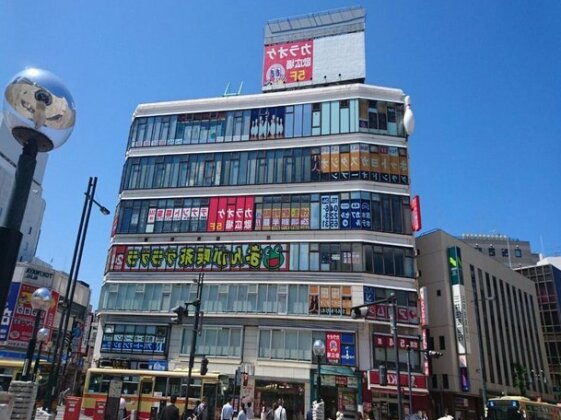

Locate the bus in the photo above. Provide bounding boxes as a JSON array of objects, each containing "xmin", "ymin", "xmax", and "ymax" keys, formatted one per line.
[
  {"xmin": 83, "ymin": 367, "xmax": 227, "ymax": 419},
  {"xmin": 486, "ymin": 396, "xmax": 561, "ymax": 420}
]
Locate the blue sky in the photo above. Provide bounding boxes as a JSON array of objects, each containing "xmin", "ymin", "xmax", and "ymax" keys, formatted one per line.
[{"xmin": 2, "ymin": 1, "xmax": 560, "ymax": 308}]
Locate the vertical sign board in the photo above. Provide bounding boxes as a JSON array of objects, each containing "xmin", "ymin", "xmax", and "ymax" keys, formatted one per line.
[
  {"xmin": 448, "ymin": 246, "xmax": 471, "ymax": 391},
  {"xmin": 0, "ymin": 282, "xmax": 20, "ymax": 342},
  {"xmin": 410, "ymin": 195, "xmax": 422, "ymax": 232},
  {"xmin": 105, "ymin": 379, "xmax": 123, "ymax": 420}
]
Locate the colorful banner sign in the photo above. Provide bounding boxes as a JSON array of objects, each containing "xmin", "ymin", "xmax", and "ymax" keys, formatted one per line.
[
  {"xmin": 369, "ymin": 369, "xmax": 428, "ymax": 391},
  {"xmin": 0, "ymin": 282, "xmax": 21, "ymax": 342},
  {"xmin": 263, "ymin": 40, "xmax": 314, "ymax": 88},
  {"xmin": 326, "ymin": 333, "xmax": 341, "ymax": 364},
  {"xmin": 7, "ymin": 283, "xmax": 59, "ymax": 348},
  {"xmin": 410, "ymin": 195, "xmax": 422, "ymax": 232},
  {"xmin": 208, "ymin": 196, "xmax": 254, "ymax": 232},
  {"xmin": 108, "ymin": 242, "xmax": 289, "ymax": 272}
]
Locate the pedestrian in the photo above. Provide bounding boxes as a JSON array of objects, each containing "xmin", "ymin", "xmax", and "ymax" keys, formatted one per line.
[
  {"xmin": 196, "ymin": 397, "xmax": 209, "ymax": 420},
  {"xmin": 193, "ymin": 400, "xmax": 201, "ymax": 420},
  {"xmin": 118, "ymin": 397, "xmax": 127, "ymax": 420},
  {"xmin": 239, "ymin": 403, "xmax": 248, "ymax": 420},
  {"xmin": 274, "ymin": 399, "xmax": 287, "ymax": 420},
  {"xmin": 266, "ymin": 404, "xmax": 275, "ymax": 420},
  {"xmin": 306, "ymin": 407, "xmax": 313, "ymax": 420},
  {"xmin": 246, "ymin": 402, "xmax": 254, "ymax": 419},
  {"xmin": 221, "ymin": 398, "xmax": 234, "ymax": 420},
  {"xmin": 437, "ymin": 409, "xmax": 454, "ymax": 420},
  {"xmin": 160, "ymin": 395, "xmax": 180, "ymax": 420}
]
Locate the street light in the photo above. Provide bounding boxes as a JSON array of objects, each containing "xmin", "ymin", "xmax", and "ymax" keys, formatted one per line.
[
  {"xmin": 406, "ymin": 346, "xmax": 442, "ymax": 417},
  {"xmin": 33, "ymin": 327, "xmax": 50, "ymax": 381},
  {"xmin": 172, "ymin": 272, "xmax": 205, "ymax": 420},
  {"xmin": 43, "ymin": 176, "xmax": 110, "ymax": 412},
  {"xmin": 22, "ymin": 288, "xmax": 53, "ymax": 381},
  {"xmin": 0, "ymin": 68, "xmax": 75, "ymax": 315},
  {"xmin": 312, "ymin": 339, "xmax": 326, "ymax": 402}
]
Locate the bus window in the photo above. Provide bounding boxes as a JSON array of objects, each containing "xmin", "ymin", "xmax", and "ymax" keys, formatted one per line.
[
  {"xmin": 154, "ymin": 377, "xmax": 167, "ymax": 395},
  {"xmin": 169, "ymin": 378, "xmax": 181, "ymax": 397},
  {"xmin": 140, "ymin": 378, "xmax": 152, "ymax": 395}
]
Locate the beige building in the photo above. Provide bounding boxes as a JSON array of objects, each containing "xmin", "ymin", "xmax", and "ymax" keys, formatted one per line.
[{"xmin": 416, "ymin": 229, "xmax": 553, "ymax": 420}]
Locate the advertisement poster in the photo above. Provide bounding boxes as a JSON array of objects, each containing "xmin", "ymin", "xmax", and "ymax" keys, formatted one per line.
[
  {"xmin": 263, "ymin": 40, "xmax": 314, "ymax": 88},
  {"xmin": 326, "ymin": 333, "xmax": 341, "ymax": 364},
  {"xmin": 0, "ymin": 282, "xmax": 20, "ymax": 342},
  {"xmin": 7, "ymin": 283, "xmax": 59, "ymax": 348}
]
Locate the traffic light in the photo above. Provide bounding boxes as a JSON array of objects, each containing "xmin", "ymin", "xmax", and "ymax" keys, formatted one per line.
[
  {"xmin": 200, "ymin": 356, "xmax": 209, "ymax": 376},
  {"xmin": 425, "ymin": 350, "xmax": 443, "ymax": 359},
  {"xmin": 379, "ymin": 365, "xmax": 388, "ymax": 386},
  {"xmin": 351, "ymin": 306, "xmax": 368, "ymax": 319},
  {"xmin": 171, "ymin": 305, "xmax": 187, "ymax": 324}
]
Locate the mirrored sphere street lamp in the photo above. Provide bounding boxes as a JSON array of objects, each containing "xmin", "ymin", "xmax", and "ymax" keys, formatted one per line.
[
  {"xmin": 313, "ymin": 339, "xmax": 326, "ymax": 402},
  {"xmin": 22, "ymin": 288, "xmax": 53, "ymax": 380},
  {"xmin": 33, "ymin": 327, "xmax": 50, "ymax": 381},
  {"xmin": 0, "ymin": 68, "xmax": 75, "ymax": 320}
]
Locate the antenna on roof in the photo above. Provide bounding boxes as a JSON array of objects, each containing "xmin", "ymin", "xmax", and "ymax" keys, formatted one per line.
[{"xmin": 224, "ymin": 82, "xmax": 244, "ymax": 97}]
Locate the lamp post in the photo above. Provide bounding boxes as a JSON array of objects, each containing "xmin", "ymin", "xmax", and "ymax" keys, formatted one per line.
[
  {"xmin": 172, "ymin": 272, "xmax": 205, "ymax": 420},
  {"xmin": 33, "ymin": 327, "xmax": 50, "ymax": 381},
  {"xmin": 0, "ymin": 68, "xmax": 76, "ymax": 315},
  {"xmin": 22, "ymin": 288, "xmax": 53, "ymax": 381},
  {"xmin": 43, "ymin": 177, "xmax": 110, "ymax": 412},
  {"xmin": 406, "ymin": 346, "xmax": 443, "ymax": 417},
  {"xmin": 312, "ymin": 339, "xmax": 326, "ymax": 402}
]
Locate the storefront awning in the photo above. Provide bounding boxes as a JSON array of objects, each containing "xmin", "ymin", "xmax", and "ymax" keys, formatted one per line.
[
  {"xmin": 369, "ymin": 385, "xmax": 429, "ymax": 396},
  {"xmin": 319, "ymin": 365, "xmax": 357, "ymax": 377}
]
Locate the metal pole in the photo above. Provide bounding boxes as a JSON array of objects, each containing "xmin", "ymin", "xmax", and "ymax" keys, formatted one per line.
[
  {"xmin": 22, "ymin": 309, "xmax": 42, "ymax": 380},
  {"xmin": 44, "ymin": 177, "xmax": 96, "ymax": 412},
  {"xmin": 407, "ymin": 346, "xmax": 412, "ymax": 417},
  {"xmin": 316, "ymin": 354, "xmax": 322, "ymax": 402},
  {"xmin": 474, "ymin": 292, "xmax": 488, "ymax": 414},
  {"xmin": 390, "ymin": 299, "xmax": 403, "ymax": 420},
  {"xmin": 33, "ymin": 342, "xmax": 44, "ymax": 381},
  {"xmin": 0, "ymin": 142, "xmax": 38, "ymax": 315},
  {"xmin": 184, "ymin": 273, "xmax": 204, "ymax": 420}
]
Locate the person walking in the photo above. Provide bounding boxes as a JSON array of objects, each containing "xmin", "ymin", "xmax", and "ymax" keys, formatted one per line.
[
  {"xmin": 221, "ymin": 398, "xmax": 234, "ymax": 420},
  {"xmin": 196, "ymin": 397, "xmax": 209, "ymax": 420},
  {"xmin": 159, "ymin": 395, "xmax": 180, "ymax": 420},
  {"xmin": 238, "ymin": 403, "xmax": 248, "ymax": 420},
  {"xmin": 118, "ymin": 397, "xmax": 128, "ymax": 420},
  {"xmin": 274, "ymin": 399, "xmax": 287, "ymax": 420},
  {"xmin": 246, "ymin": 402, "xmax": 254, "ymax": 419}
]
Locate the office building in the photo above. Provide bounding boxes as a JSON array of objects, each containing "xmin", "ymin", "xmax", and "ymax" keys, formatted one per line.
[
  {"xmin": 516, "ymin": 259, "xmax": 561, "ymax": 401},
  {"xmin": 417, "ymin": 230, "xmax": 553, "ymax": 420},
  {"xmin": 95, "ymin": 7, "xmax": 423, "ymax": 420},
  {"xmin": 460, "ymin": 234, "xmax": 540, "ymax": 269}
]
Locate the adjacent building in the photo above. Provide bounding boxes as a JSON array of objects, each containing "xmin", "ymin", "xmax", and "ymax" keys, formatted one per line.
[
  {"xmin": 417, "ymin": 230, "xmax": 553, "ymax": 420},
  {"xmin": 95, "ymin": 7, "xmax": 425, "ymax": 420},
  {"xmin": 516, "ymin": 259, "xmax": 561, "ymax": 401},
  {"xmin": 460, "ymin": 234, "xmax": 540, "ymax": 269},
  {"xmin": 0, "ymin": 259, "xmax": 93, "ymax": 394}
]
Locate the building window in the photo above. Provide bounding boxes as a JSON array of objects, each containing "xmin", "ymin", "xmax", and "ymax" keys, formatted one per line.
[
  {"xmin": 439, "ymin": 336, "xmax": 446, "ymax": 350},
  {"xmin": 475, "ymin": 245, "xmax": 482, "ymax": 252},
  {"xmin": 442, "ymin": 374, "xmax": 449, "ymax": 389},
  {"xmin": 436, "ymin": 290, "xmax": 441, "ymax": 297},
  {"xmin": 181, "ymin": 326, "xmax": 242, "ymax": 357},
  {"xmin": 501, "ymin": 248, "xmax": 509, "ymax": 257},
  {"xmin": 488, "ymin": 246, "xmax": 496, "ymax": 256},
  {"xmin": 515, "ymin": 248, "xmax": 522, "ymax": 258}
]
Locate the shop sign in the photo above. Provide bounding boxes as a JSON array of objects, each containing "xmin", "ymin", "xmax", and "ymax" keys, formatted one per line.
[
  {"xmin": 263, "ymin": 40, "xmax": 314, "ymax": 89},
  {"xmin": 326, "ymin": 333, "xmax": 341, "ymax": 364},
  {"xmin": 149, "ymin": 360, "xmax": 168, "ymax": 371},
  {"xmin": 340, "ymin": 345, "xmax": 356, "ymax": 367},
  {"xmin": 0, "ymin": 283, "xmax": 20, "ymax": 342},
  {"xmin": 369, "ymin": 370, "xmax": 427, "ymax": 390}
]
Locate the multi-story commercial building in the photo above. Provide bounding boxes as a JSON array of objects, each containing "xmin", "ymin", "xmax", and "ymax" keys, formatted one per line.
[
  {"xmin": 95, "ymin": 7, "xmax": 423, "ymax": 420},
  {"xmin": 516, "ymin": 259, "xmax": 561, "ymax": 401},
  {"xmin": 0, "ymin": 115, "xmax": 48, "ymax": 262},
  {"xmin": 460, "ymin": 234, "xmax": 540, "ymax": 269},
  {"xmin": 417, "ymin": 230, "xmax": 553, "ymax": 420}
]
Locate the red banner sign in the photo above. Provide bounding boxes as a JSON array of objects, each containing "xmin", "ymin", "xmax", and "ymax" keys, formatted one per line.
[
  {"xmin": 326, "ymin": 332, "xmax": 341, "ymax": 364},
  {"xmin": 410, "ymin": 195, "xmax": 422, "ymax": 232},
  {"xmin": 366, "ymin": 304, "xmax": 419, "ymax": 324},
  {"xmin": 263, "ymin": 40, "xmax": 314, "ymax": 88},
  {"xmin": 7, "ymin": 283, "xmax": 59, "ymax": 348},
  {"xmin": 372, "ymin": 334, "xmax": 420, "ymax": 350},
  {"xmin": 369, "ymin": 369, "xmax": 428, "ymax": 390},
  {"xmin": 208, "ymin": 196, "xmax": 254, "ymax": 232}
]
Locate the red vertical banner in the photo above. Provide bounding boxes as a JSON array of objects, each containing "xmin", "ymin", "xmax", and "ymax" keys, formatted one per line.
[
  {"xmin": 208, "ymin": 197, "xmax": 219, "ymax": 232},
  {"xmin": 326, "ymin": 333, "xmax": 341, "ymax": 364},
  {"xmin": 234, "ymin": 197, "xmax": 245, "ymax": 231},
  {"xmin": 216, "ymin": 197, "xmax": 228, "ymax": 231},
  {"xmin": 225, "ymin": 198, "xmax": 236, "ymax": 231},
  {"xmin": 243, "ymin": 196, "xmax": 254, "ymax": 231},
  {"xmin": 411, "ymin": 195, "xmax": 422, "ymax": 232}
]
